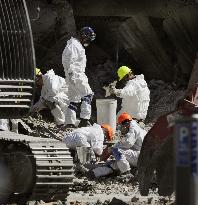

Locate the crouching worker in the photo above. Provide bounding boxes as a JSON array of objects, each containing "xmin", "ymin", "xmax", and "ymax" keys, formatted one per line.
[
  {"xmin": 31, "ymin": 68, "xmax": 68, "ymax": 125},
  {"xmin": 92, "ymin": 112, "xmax": 147, "ymax": 178},
  {"xmin": 63, "ymin": 123, "xmax": 113, "ymax": 174},
  {"xmin": 63, "ymin": 123, "xmax": 113, "ymax": 158}
]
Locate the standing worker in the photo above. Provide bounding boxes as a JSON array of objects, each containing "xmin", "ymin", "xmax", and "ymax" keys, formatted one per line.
[
  {"xmin": 110, "ymin": 66, "xmax": 150, "ymax": 121},
  {"xmin": 92, "ymin": 112, "xmax": 147, "ymax": 178},
  {"xmin": 62, "ymin": 27, "xmax": 96, "ymax": 128},
  {"xmin": 31, "ymin": 68, "xmax": 68, "ymax": 125}
]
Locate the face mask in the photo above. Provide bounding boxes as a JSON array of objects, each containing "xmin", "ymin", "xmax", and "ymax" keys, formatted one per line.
[
  {"xmin": 121, "ymin": 126, "xmax": 129, "ymax": 135},
  {"xmin": 119, "ymin": 121, "xmax": 130, "ymax": 135},
  {"xmin": 83, "ymin": 43, "xmax": 89, "ymax": 47}
]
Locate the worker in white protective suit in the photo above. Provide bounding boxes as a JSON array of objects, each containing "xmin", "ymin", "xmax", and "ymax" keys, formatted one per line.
[
  {"xmin": 62, "ymin": 27, "xmax": 96, "ymax": 128},
  {"xmin": 92, "ymin": 112, "xmax": 147, "ymax": 178},
  {"xmin": 0, "ymin": 119, "xmax": 19, "ymax": 133},
  {"xmin": 31, "ymin": 68, "xmax": 68, "ymax": 125},
  {"xmin": 109, "ymin": 66, "xmax": 150, "ymax": 121},
  {"xmin": 63, "ymin": 123, "xmax": 113, "ymax": 157}
]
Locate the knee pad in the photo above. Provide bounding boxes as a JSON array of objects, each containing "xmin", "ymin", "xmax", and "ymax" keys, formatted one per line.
[
  {"xmin": 68, "ymin": 102, "xmax": 79, "ymax": 112},
  {"xmin": 81, "ymin": 94, "xmax": 93, "ymax": 105}
]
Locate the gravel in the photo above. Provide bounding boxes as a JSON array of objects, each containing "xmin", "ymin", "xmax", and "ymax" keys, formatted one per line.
[{"xmin": 20, "ymin": 79, "xmax": 180, "ymax": 205}]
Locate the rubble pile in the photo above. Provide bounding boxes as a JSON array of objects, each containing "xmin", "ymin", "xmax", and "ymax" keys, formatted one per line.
[
  {"xmin": 60, "ymin": 176, "xmax": 175, "ymax": 205},
  {"xmin": 19, "ymin": 79, "xmax": 184, "ymax": 205},
  {"xmin": 22, "ymin": 116, "xmax": 175, "ymax": 205},
  {"xmin": 26, "ymin": 176, "xmax": 175, "ymax": 205},
  {"xmin": 23, "ymin": 115, "xmax": 65, "ymax": 140},
  {"xmin": 146, "ymin": 80, "xmax": 186, "ymax": 122}
]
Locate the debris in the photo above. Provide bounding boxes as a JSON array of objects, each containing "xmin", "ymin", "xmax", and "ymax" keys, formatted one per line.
[
  {"xmin": 23, "ymin": 80, "xmax": 179, "ymax": 205},
  {"xmin": 147, "ymin": 197, "xmax": 153, "ymax": 204},
  {"xmin": 147, "ymin": 80, "xmax": 185, "ymax": 121},
  {"xmin": 109, "ymin": 197, "xmax": 128, "ymax": 205},
  {"xmin": 131, "ymin": 196, "xmax": 139, "ymax": 203}
]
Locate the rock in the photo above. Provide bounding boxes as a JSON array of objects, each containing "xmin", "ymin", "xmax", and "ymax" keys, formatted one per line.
[
  {"xmin": 131, "ymin": 196, "xmax": 139, "ymax": 202},
  {"xmin": 103, "ymin": 200, "xmax": 111, "ymax": 205},
  {"xmin": 95, "ymin": 199, "xmax": 103, "ymax": 205},
  {"xmin": 159, "ymin": 197, "xmax": 169, "ymax": 203},
  {"xmin": 37, "ymin": 200, "xmax": 45, "ymax": 205},
  {"xmin": 69, "ymin": 201, "xmax": 76, "ymax": 205},
  {"xmin": 147, "ymin": 197, "xmax": 153, "ymax": 204},
  {"xmin": 109, "ymin": 197, "xmax": 128, "ymax": 205},
  {"xmin": 26, "ymin": 201, "xmax": 37, "ymax": 205}
]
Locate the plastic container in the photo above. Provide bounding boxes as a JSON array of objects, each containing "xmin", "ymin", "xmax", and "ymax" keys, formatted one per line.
[{"xmin": 96, "ymin": 99, "xmax": 117, "ymax": 133}]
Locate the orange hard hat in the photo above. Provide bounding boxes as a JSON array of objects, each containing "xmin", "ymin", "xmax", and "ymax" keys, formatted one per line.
[
  {"xmin": 118, "ymin": 112, "xmax": 132, "ymax": 124},
  {"xmin": 101, "ymin": 124, "xmax": 113, "ymax": 141}
]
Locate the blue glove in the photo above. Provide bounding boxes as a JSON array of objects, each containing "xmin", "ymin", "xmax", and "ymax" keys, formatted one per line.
[{"xmin": 112, "ymin": 147, "xmax": 122, "ymax": 161}]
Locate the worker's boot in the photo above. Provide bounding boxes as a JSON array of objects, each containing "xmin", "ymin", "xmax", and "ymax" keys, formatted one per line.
[{"xmin": 78, "ymin": 119, "xmax": 92, "ymax": 128}]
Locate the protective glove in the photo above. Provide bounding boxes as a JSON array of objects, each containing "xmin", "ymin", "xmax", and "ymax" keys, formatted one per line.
[
  {"xmin": 31, "ymin": 99, "xmax": 45, "ymax": 113},
  {"xmin": 103, "ymin": 81, "xmax": 117, "ymax": 97},
  {"xmin": 112, "ymin": 147, "xmax": 122, "ymax": 161},
  {"xmin": 109, "ymin": 85, "xmax": 121, "ymax": 96},
  {"xmin": 109, "ymin": 85, "xmax": 117, "ymax": 95}
]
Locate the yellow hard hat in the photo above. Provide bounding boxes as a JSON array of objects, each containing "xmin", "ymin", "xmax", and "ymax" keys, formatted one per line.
[
  {"xmin": 117, "ymin": 66, "xmax": 131, "ymax": 81},
  {"xmin": 36, "ymin": 67, "xmax": 42, "ymax": 76}
]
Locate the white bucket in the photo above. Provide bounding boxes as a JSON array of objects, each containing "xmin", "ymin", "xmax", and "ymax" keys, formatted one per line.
[{"xmin": 96, "ymin": 99, "xmax": 117, "ymax": 133}]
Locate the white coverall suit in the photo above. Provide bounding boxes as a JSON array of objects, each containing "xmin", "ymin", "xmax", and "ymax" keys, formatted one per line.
[
  {"xmin": 93, "ymin": 120, "xmax": 147, "ymax": 178},
  {"xmin": 63, "ymin": 123, "xmax": 104, "ymax": 156},
  {"xmin": 32, "ymin": 69, "xmax": 68, "ymax": 125},
  {"xmin": 62, "ymin": 37, "xmax": 93, "ymax": 125},
  {"xmin": 116, "ymin": 74, "xmax": 150, "ymax": 120}
]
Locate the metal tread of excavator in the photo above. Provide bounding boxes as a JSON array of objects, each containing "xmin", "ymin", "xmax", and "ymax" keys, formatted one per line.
[
  {"xmin": 0, "ymin": 0, "xmax": 75, "ymax": 203},
  {"xmin": 0, "ymin": 131, "xmax": 74, "ymax": 203}
]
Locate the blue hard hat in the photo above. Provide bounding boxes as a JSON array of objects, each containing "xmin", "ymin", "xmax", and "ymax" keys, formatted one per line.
[{"xmin": 79, "ymin": 27, "xmax": 96, "ymax": 41}]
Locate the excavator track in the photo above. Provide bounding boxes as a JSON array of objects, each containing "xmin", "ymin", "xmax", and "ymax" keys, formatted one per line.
[{"xmin": 0, "ymin": 131, "xmax": 74, "ymax": 204}]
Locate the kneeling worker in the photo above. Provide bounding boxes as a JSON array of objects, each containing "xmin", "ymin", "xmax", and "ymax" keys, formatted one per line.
[{"xmin": 92, "ymin": 112, "xmax": 147, "ymax": 178}]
